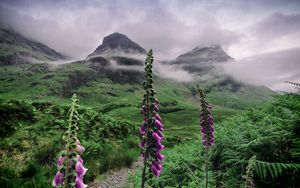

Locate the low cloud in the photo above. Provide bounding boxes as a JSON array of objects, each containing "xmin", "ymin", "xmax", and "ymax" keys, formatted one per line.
[
  {"xmin": 221, "ymin": 47, "xmax": 300, "ymax": 91},
  {"xmin": 154, "ymin": 61, "xmax": 194, "ymax": 82}
]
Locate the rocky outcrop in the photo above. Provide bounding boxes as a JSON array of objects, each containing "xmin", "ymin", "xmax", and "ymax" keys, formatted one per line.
[{"xmin": 87, "ymin": 32, "xmax": 146, "ymax": 58}]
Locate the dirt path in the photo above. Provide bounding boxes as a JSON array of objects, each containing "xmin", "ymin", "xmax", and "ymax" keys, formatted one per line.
[{"xmin": 89, "ymin": 158, "xmax": 143, "ymax": 188}]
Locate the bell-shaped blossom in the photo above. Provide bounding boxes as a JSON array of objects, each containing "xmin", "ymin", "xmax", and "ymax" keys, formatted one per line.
[
  {"xmin": 76, "ymin": 160, "xmax": 88, "ymax": 179},
  {"xmin": 77, "ymin": 155, "xmax": 83, "ymax": 164},
  {"xmin": 139, "ymin": 125, "xmax": 146, "ymax": 135},
  {"xmin": 156, "ymin": 152, "xmax": 165, "ymax": 161},
  {"xmin": 150, "ymin": 162, "xmax": 162, "ymax": 177},
  {"xmin": 76, "ymin": 144, "xmax": 86, "ymax": 154},
  {"xmin": 156, "ymin": 130, "xmax": 163, "ymax": 137},
  {"xmin": 52, "ymin": 171, "xmax": 65, "ymax": 187},
  {"xmin": 155, "ymin": 119, "xmax": 164, "ymax": 128},
  {"xmin": 75, "ymin": 176, "xmax": 87, "ymax": 188},
  {"xmin": 155, "ymin": 113, "xmax": 161, "ymax": 121},
  {"xmin": 57, "ymin": 156, "xmax": 66, "ymax": 166},
  {"xmin": 156, "ymin": 142, "xmax": 165, "ymax": 151},
  {"xmin": 152, "ymin": 132, "xmax": 163, "ymax": 142},
  {"xmin": 152, "ymin": 160, "xmax": 163, "ymax": 170}
]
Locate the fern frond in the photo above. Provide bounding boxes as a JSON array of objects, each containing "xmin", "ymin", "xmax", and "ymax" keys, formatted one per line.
[{"xmin": 255, "ymin": 160, "xmax": 300, "ymax": 180}]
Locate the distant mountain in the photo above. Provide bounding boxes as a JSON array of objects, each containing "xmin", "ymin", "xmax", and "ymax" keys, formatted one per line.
[
  {"xmin": 170, "ymin": 45, "xmax": 234, "ymax": 73},
  {"xmin": 0, "ymin": 28, "xmax": 68, "ymax": 65},
  {"xmin": 87, "ymin": 32, "xmax": 147, "ymax": 58},
  {"xmin": 174, "ymin": 45, "xmax": 233, "ymax": 64}
]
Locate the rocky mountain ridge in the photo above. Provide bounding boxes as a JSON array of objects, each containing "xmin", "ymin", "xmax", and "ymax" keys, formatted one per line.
[
  {"xmin": 0, "ymin": 28, "xmax": 68, "ymax": 65},
  {"xmin": 87, "ymin": 32, "xmax": 147, "ymax": 58}
]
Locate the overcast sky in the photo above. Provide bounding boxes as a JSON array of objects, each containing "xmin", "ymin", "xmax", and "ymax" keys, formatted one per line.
[
  {"xmin": 0, "ymin": 0, "xmax": 299, "ymax": 60},
  {"xmin": 0, "ymin": 0, "xmax": 299, "ymax": 90}
]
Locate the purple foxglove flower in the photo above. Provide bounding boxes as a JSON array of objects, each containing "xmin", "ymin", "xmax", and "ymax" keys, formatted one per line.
[
  {"xmin": 76, "ymin": 144, "xmax": 86, "ymax": 154},
  {"xmin": 76, "ymin": 160, "xmax": 88, "ymax": 178},
  {"xmin": 139, "ymin": 125, "xmax": 146, "ymax": 135},
  {"xmin": 158, "ymin": 126, "xmax": 164, "ymax": 131},
  {"xmin": 75, "ymin": 176, "xmax": 87, "ymax": 188},
  {"xmin": 57, "ymin": 156, "xmax": 66, "ymax": 166},
  {"xmin": 155, "ymin": 114, "xmax": 161, "ymax": 121},
  {"xmin": 154, "ymin": 105, "xmax": 159, "ymax": 112},
  {"xmin": 52, "ymin": 171, "xmax": 65, "ymax": 187},
  {"xmin": 77, "ymin": 155, "xmax": 83, "ymax": 164},
  {"xmin": 152, "ymin": 132, "xmax": 163, "ymax": 142},
  {"xmin": 155, "ymin": 119, "xmax": 164, "ymax": 128},
  {"xmin": 156, "ymin": 152, "xmax": 165, "ymax": 161},
  {"xmin": 156, "ymin": 143, "xmax": 165, "ymax": 151},
  {"xmin": 139, "ymin": 139, "xmax": 146, "ymax": 148},
  {"xmin": 156, "ymin": 130, "xmax": 163, "ymax": 137},
  {"xmin": 76, "ymin": 139, "xmax": 81, "ymax": 145},
  {"xmin": 201, "ymin": 127, "xmax": 206, "ymax": 133},
  {"xmin": 150, "ymin": 163, "xmax": 162, "ymax": 177},
  {"xmin": 152, "ymin": 160, "xmax": 163, "ymax": 171}
]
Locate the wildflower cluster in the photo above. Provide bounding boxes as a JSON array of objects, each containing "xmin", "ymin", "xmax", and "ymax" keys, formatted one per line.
[
  {"xmin": 140, "ymin": 50, "xmax": 165, "ymax": 187},
  {"xmin": 53, "ymin": 94, "xmax": 87, "ymax": 188},
  {"xmin": 198, "ymin": 86, "xmax": 215, "ymax": 147}
]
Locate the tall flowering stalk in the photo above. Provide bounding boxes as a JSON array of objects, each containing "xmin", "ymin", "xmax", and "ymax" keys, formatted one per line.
[
  {"xmin": 53, "ymin": 94, "xmax": 87, "ymax": 188},
  {"xmin": 140, "ymin": 50, "xmax": 165, "ymax": 188},
  {"xmin": 197, "ymin": 85, "xmax": 215, "ymax": 188},
  {"xmin": 243, "ymin": 155, "xmax": 256, "ymax": 188}
]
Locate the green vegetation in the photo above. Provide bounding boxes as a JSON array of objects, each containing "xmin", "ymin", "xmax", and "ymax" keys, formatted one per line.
[
  {"xmin": 0, "ymin": 60, "xmax": 283, "ymax": 187},
  {"xmin": 0, "ymin": 98, "xmax": 139, "ymax": 187},
  {"xmin": 128, "ymin": 94, "xmax": 300, "ymax": 187}
]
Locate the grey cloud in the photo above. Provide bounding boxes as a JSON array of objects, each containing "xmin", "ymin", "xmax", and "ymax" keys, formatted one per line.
[
  {"xmin": 253, "ymin": 12, "xmax": 300, "ymax": 40},
  {"xmin": 0, "ymin": 0, "xmax": 300, "ymax": 62},
  {"xmin": 0, "ymin": 0, "xmax": 241, "ymax": 60},
  {"xmin": 221, "ymin": 47, "xmax": 300, "ymax": 91}
]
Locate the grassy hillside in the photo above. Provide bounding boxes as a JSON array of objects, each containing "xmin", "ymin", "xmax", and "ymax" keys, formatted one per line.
[
  {"xmin": 0, "ymin": 62, "xmax": 275, "ymax": 115},
  {"xmin": 0, "ymin": 60, "xmax": 278, "ymax": 187},
  {"xmin": 0, "ymin": 62, "xmax": 277, "ymax": 147}
]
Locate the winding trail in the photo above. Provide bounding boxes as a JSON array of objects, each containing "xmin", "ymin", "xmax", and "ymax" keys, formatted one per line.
[{"xmin": 89, "ymin": 158, "xmax": 143, "ymax": 188}]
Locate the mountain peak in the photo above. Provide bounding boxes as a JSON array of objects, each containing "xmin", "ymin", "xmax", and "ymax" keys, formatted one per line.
[
  {"xmin": 87, "ymin": 32, "xmax": 146, "ymax": 58},
  {"xmin": 176, "ymin": 45, "xmax": 233, "ymax": 63}
]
